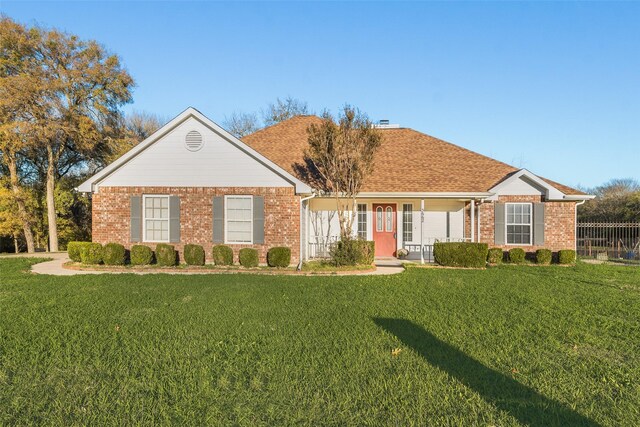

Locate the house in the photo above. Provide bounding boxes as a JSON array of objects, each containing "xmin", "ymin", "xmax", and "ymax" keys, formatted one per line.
[{"xmin": 78, "ymin": 107, "xmax": 593, "ymax": 264}]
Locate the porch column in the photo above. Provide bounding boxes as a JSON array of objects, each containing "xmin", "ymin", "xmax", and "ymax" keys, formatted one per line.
[
  {"xmin": 470, "ymin": 199, "xmax": 475, "ymax": 242},
  {"xmin": 420, "ymin": 199, "xmax": 425, "ymax": 264},
  {"xmin": 477, "ymin": 202, "xmax": 481, "ymax": 244}
]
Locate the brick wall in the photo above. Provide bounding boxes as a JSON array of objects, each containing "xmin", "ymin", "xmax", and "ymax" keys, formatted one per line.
[
  {"xmin": 92, "ymin": 186, "xmax": 301, "ymax": 264},
  {"xmin": 471, "ymin": 195, "xmax": 576, "ymax": 251}
]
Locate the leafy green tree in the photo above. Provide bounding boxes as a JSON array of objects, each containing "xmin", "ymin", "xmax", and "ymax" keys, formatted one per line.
[
  {"xmin": 578, "ymin": 178, "xmax": 640, "ymax": 222},
  {"xmin": 0, "ymin": 16, "xmax": 134, "ymax": 251}
]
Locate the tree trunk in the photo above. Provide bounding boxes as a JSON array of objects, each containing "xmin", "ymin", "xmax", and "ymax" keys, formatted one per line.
[
  {"xmin": 46, "ymin": 145, "xmax": 59, "ymax": 252},
  {"xmin": 13, "ymin": 233, "xmax": 19, "ymax": 253},
  {"xmin": 7, "ymin": 153, "xmax": 35, "ymax": 253}
]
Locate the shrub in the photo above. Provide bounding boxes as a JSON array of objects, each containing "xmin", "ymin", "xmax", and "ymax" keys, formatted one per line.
[
  {"xmin": 67, "ymin": 241, "xmax": 91, "ymax": 262},
  {"xmin": 212, "ymin": 245, "xmax": 234, "ymax": 266},
  {"xmin": 184, "ymin": 244, "xmax": 205, "ymax": 266},
  {"xmin": 239, "ymin": 248, "xmax": 259, "ymax": 268},
  {"xmin": 433, "ymin": 242, "xmax": 488, "ymax": 268},
  {"xmin": 330, "ymin": 239, "xmax": 375, "ymax": 266},
  {"xmin": 487, "ymin": 248, "xmax": 504, "ymax": 264},
  {"xmin": 103, "ymin": 243, "xmax": 126, "ymax": 266},
  {"xmin": 267, "ymin": 247, "xmax": 291, "ymax": 268},
  {"xmin": 156, "ymin": 244, "xmax": 177, "ymax": 267},
  {"xmin": 558, "ymin": 249, "xmax": 577, "ymax": 265},
  {"xmin": 130, "ymin": 245, "xmax": 153, "ymax": 266},
  {"xmin": 536, "ymin": 249, "xmax": 552, "ymax": 265},
  {"xmin": 80, "ymin": 243, "xmax": 104, "ymax": 265},
  {"xmin": 508, "ymin": 248, "xmax": 526, "ymax": 264}
]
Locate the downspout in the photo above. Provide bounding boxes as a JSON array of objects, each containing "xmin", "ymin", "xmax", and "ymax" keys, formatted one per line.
[
  {"xmin": 297, "ymin": 194, "xmax": 316, "ymax": 270},
  {"xmin": 574, "ymin": 200, "xmax": 586, "ymax": 252}
]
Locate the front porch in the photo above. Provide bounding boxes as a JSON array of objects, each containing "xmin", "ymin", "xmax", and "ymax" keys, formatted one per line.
[{"xmin": 304, "ymin": 196, "xmax": 483, "ymax": 263}]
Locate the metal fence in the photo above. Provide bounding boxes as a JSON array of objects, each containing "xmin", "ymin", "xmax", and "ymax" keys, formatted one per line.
[{"xmin": 577, "ymin": 222, "xmax": 640, "ymax": 261}]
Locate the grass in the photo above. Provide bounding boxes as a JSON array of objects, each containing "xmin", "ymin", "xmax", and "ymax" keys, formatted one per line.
[{"xmin": 1, "ymin": 258, "xmax": 639, "ymax": 426}]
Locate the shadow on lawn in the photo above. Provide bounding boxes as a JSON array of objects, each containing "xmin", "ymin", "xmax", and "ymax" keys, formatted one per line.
[{"xmin": 373, "ymin": 318, "xmax": 600, "ymax": 427}]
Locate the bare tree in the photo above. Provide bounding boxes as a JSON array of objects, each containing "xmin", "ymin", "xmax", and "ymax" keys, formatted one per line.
[
  {"xmin": 262, "ymin": 97, "xmax": 309, "ymax": 127},
  {"xmin": 126, "ymin": 110, "xmax": 165, "ymax": 141},
  {"xmin": 305, "ymin": 106, "xmax": 382, "ymax": 240},
  {"xmin": 223, "ymin": 111, "xmax": 260, "ymax": 138}
]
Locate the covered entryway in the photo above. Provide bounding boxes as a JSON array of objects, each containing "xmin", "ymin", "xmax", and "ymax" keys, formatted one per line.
[{"xmin": 373, "ymin": 203, "xmax": 397, "ymax": 256}]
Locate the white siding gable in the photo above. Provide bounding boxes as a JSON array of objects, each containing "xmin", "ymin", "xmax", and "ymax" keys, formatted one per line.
[
  {"xmin": 99, "ymin": 117, "xmax": 291, "ymax": 188},
  {"xmin": 493, "ymin": 175, "xmax": 546, "ymax": 196}
]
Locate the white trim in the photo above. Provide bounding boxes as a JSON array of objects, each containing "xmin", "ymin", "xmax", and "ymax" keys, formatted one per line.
[
  {"xmin": 505, "ymin": 202, "xmax": 533, "ymax": 246},
  {"xmin": 488, "ymin": 169, "xmax": 594, "ymax": 201},
  {"xmin": 356, "ymin": 192, "xmax": 493, "ymax": 199},
  {"xmin": 224, "ymin": 195, "xmax": 254, "ymax": 244},
  {"xmin": 142, "ymin": 195, "xmax": 170, "ymax": 243},
  {"xmin": 77, "ymin": 107, "xmax": 312, "ymax": 194}
]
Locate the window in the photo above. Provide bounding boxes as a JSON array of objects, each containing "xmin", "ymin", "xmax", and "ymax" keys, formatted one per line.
[
  {"xmin": 506, "ymin": 203, "xmax": 532, "ymax": 245},
  {"xmin": 226, "ymin": 195, "xmax": 253, "ymax": 243},
  {"xmin": 385, "ymin": 207, "xmax": 393, "ymax": 232},
  {"xmin": 357, "ymin": 204, "xmax": 367, "ymax": 239},
  {"xmin": 144, "ymin": 196, "xmax": 169, "ymax": 242},
  {"xmin": 402, "ymin": 204, "xmax": 413, "ymax": 243},
  {"xmin": 376, "ymin": 207, "xmax": 383, "ymax": 232}
]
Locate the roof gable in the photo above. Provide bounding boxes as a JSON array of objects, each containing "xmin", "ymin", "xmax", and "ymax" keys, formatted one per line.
[{"xmin": 78, "ymin": 108, "xmax": 311, "ymax": 193}]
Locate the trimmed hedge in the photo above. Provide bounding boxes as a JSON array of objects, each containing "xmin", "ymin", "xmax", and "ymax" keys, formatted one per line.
[
  {"xmin": 433, "ymin": 242, "xmax": 488, "ymax": 268},
  {"xmin": 212, "ymin": 245, "xmax": 233, "ymax": 266},
  {"xmin": 184, "ymin": 244, "xmax": 205, "ymax": 266},
  {"xmin": 131, "ymin": 245, "xmax": 153, "ymax": 265},
  {"xmin": 487, "ymin": 248, "xmax": 504, "ymax": 264},
  {"xmin": 267, "ymin": 247, "xmax": 291, "ymax": 268},
  {"xmin": 80, "ymin": 243, "xmax": 104, "ymax": 265},
  {"xmin": 103, "ymin": 243, "xmax": 126, "ymax": 266},
  {"xmin": 239, "ymin": 248, "xmax": 259, "ymax": 268},
  {"xmin": 330, "ymin": 239, "xmax": 375, "ymax": 266},
  {"xmin": 558, "ymin": 249, "xmax": 577, "ymax": 265},
  {"xmin": 156, "ymin": 244, "xmax": 177, "ymax": 267},
  {"xmin": 536, "ymin": 249, "xmax": 552, "ymax": 265},
  {"xmin": 508, "ymin": 248, "xmax": 526, "ymax": 264},
  {"xmin": 67, "ymin": 241, "xmax": 91, "ymax": 262}
]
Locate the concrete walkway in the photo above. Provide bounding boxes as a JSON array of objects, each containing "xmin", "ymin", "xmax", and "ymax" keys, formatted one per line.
[{"xmin": 1, "ymin": 252, "xmax": 405, "ymax": 276}]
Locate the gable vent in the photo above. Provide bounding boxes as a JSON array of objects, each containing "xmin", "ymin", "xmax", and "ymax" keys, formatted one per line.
[{"xmin": 185, "ymin": 130, "xmax": 203, "ymax": 151}]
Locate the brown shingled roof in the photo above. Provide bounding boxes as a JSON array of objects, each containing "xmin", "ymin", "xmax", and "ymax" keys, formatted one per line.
[{"xmin": 242, "ymin": 115, "xmax": 584, "ymax": 195}]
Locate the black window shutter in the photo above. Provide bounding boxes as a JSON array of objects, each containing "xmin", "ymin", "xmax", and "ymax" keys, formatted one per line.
[
  {"xmin": 494, "ymin": 203, "xmax": 505, "ymax": 245},
  {"xmin": 130, "ymin": 195, "xmax": 142, "ymax": 243},
  {"xmin": 253, "ymin": 196, "xmax": 265, "ymax": 244},
  {"xmin": 533, "ymin": 203, "xmax": 545, "ymax": 246},
  {"xmin": 213, "ymin": 196, "xmax": 224, "ymax": 243},
  {"xmin": 169, "ymin": 196, "xmax": 180, "ymax": 243}
]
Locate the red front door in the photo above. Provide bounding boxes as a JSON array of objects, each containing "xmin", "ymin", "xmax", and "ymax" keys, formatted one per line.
[{"xmin": 373, "ymin": 204, "xmax": 397, "ymax": 257}]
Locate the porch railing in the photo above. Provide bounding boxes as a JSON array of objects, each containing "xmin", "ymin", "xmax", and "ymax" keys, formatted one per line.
[
  {"xmin": 403, "ymin": 237, "xmax": 471, "ymax": 263},
  {"xmin": 308, "ymin": 236, "xmax": 339, "ymax": 259},
  {"xmin": 307, "ymin": 236, "xmax": 470, "ymax": 261}
]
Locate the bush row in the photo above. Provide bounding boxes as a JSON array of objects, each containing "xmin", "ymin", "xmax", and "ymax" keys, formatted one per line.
[
  {"xmin": 488, "ymin": 248, "xmax": 576, "ymax": 265},
  {"xmin": 433, "ymin": 242, "xmax": 577, "ymax": 268},
  {"xmin": 68, "ymin": 242, "xmax": 292, "ymax": 267}
]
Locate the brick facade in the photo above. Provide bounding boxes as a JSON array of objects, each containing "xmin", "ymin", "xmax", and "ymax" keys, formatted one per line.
[
  {"xmin": 464, "ymin": 195, "xmax": 576, "ymax": 251},
  {"xmin": 92, "ymin": 186, "xmax": 301, "ymax": 264}
]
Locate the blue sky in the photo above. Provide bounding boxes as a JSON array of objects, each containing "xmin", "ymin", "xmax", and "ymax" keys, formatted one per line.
[{"xmin": 3, "ymin": 1, "xmax": 639, "ymax": 189}]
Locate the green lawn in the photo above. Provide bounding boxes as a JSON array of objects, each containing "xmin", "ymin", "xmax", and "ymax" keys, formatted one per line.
[{"xmin": 1, "ymin": 259, "xmax": 639, "ymax": 426}]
